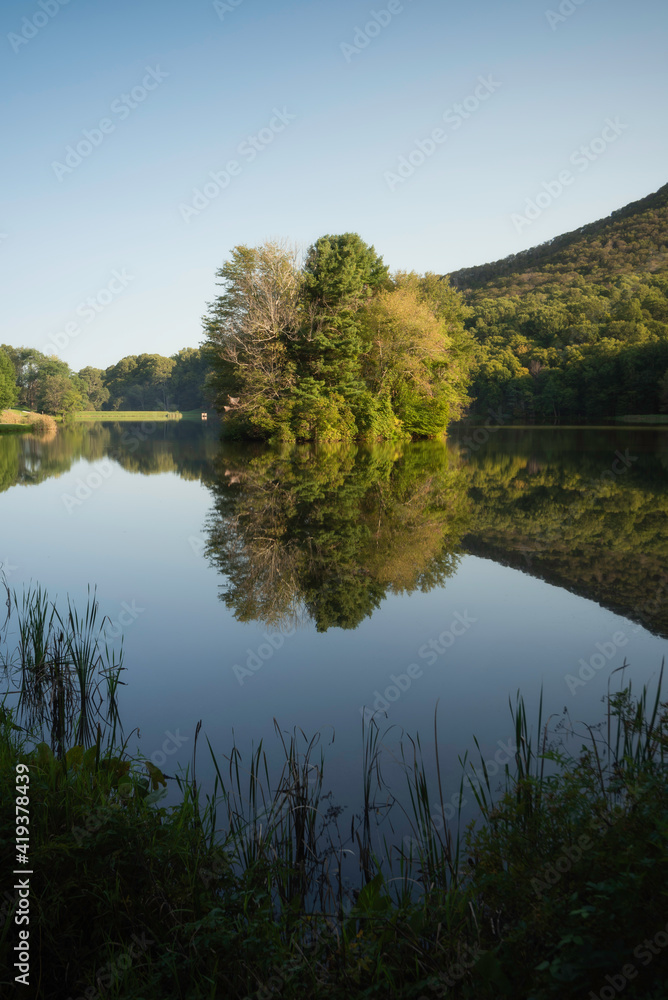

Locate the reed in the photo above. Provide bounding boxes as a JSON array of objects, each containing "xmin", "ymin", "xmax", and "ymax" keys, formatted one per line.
[
  {"xmin": 1, "ymin": 582, "xmax": 124, "ymax": 756},
  {"xmin": 1, "ymin": 586, "xmax": 667, "ymax": 998}
]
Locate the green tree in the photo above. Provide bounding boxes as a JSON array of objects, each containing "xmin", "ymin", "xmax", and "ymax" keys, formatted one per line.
[
  {"xmin": 302, "ymin": 233, "xmax": 390, "ymax": 311},
  {"xmin": 59, "ymin": 389, "xmax": 85, "ymax": 417},
  {"xmin": 78, "ymin": 367, "xmax": 110, "ymax": 410},
  {"xmin": 103, "ymin": 356, "xmax": 139, "ymax": 409},
  {"xmin": 361, "ymin": 284, "xmax": 465, "ymax": 437},
  {"xmin": 170, "ymin": 348, "xmax": 210, "ymax": 410},
  {"xmin": 1, "ymin": 345, "xmax": 42, "ymax": 409},
  {"xmin": 133, "ymin": 355, "xmax": 177, "ymax": 409},
  {"xmin": 35, "ymin": 357, "xmax": 80, "ymax": 414},
  {"xmin": 289, "ymin": 235, "xmax": 391, "ymax": 440},
  {"xmin": 0, "ymin": 346, "xmax": 88, "ymax": 414},
  {"xmin": 0, "ymin": 348, "xmax": 18, "ymax": 409},
  {"xmin": 102, "ymin": 354, "xmax": 176, "ymax": 410},
  {"xmin": 296, "ymin": 235, "xmax": 391, "ymax": 421}
]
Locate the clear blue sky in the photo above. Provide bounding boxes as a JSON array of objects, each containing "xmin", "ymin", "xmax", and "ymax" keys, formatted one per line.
[{"xmin": 2, "ymin": 0, "xmax": 667, "ymax": 370}]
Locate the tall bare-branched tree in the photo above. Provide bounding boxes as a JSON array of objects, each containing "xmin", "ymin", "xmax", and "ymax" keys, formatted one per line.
[{"xmin": 202, "ymin": 241, "xmax": 302, "ymax": 436}]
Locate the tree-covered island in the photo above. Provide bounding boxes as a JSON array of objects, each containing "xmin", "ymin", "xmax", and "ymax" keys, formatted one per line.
[{"xmin": 201, "ymin": 233, "xmax": 475, "ymax": 442}]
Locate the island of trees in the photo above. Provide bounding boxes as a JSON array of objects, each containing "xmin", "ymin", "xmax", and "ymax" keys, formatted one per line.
[{"xmin": 201, "ymin": 233, "xmax": 474, "ymax": 441}]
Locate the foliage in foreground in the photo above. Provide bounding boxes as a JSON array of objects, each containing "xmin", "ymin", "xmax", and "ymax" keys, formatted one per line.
[
  {"xmin": 1, "ymin": 590, "xmax": 667, "ymax": 998},
  {"xmin": 0, "ymin": 699, "xmax": 667, "ymax": 997}
]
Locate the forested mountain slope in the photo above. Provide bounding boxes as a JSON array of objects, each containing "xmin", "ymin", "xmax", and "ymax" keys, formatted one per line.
[{"xmin": 448, "ymin": 183, "xmax": 668, "ymax": 421}]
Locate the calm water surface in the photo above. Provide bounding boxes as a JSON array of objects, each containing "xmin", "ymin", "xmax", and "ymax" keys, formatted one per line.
[{"xmin": 1, "ymin": 421, "xmax": 667, "ymax": 827}]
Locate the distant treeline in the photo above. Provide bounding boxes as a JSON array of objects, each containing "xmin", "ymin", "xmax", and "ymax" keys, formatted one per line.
[{"xmin": 0, "ymin": 345, "xmax": 210, "ymax": 415}]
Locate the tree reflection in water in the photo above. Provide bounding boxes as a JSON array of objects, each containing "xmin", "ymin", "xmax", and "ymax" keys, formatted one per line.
[{"xmin": 203, "ymin": 443, "xmax": 472, "ymax": 632}]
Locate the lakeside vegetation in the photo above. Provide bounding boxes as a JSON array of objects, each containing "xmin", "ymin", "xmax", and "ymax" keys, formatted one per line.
[
  {"xmin": 0, "ymin": 410, "xmax": 58, "ymax": 438},
  {"xmin": 2, "ymin": 184, "xmax": 668, "ymax": 431},
  {"xmin": 1, "ymin": 585, "xmax": 668, "ymax": 998}
]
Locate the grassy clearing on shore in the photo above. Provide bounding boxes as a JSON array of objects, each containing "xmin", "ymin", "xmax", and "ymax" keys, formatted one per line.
[
  {"xmin": 73, "ymin": 409, "xmax": 209, "ymax": 422},
  {"xmin": 1, "ymin": 586, "xmax": 668, "ymax": 999},
  {"xmin": 615, "ymin": 414, "xmax": 668, "ymax": 424}
]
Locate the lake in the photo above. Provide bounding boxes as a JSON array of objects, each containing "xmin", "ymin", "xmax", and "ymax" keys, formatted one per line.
[{"xmin": 1, "ymin": 420, "xmax": 667, "ymax": 843}]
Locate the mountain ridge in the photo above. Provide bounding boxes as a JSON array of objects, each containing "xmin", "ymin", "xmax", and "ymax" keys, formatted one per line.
[{"xmin": 448, "ymin": 182, "xmax": 668, "ymax": 295}]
